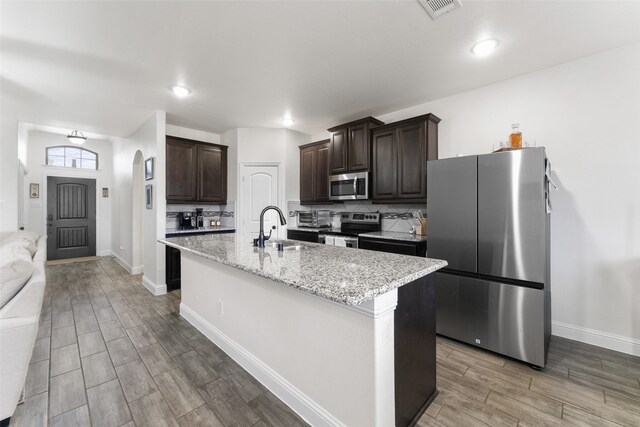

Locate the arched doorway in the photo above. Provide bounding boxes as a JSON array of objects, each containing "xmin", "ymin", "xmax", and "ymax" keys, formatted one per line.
[{"xmin": 132, "ymin": 150, "xmax": 145, "ymax": 273}]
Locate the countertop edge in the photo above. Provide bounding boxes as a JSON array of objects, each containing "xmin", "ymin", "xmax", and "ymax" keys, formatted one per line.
[{"xmin": 158, "ymin": 238, "xmax": 447, "ymax": 306}]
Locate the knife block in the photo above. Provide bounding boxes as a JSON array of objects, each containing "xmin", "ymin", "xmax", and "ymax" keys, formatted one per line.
[{"xmin": 416, "ymin": 219, "xmax": 428, "ymax": 236}]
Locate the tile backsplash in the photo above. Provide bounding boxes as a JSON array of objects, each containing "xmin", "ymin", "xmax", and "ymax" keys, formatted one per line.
[
  {"xmin": 287, "ymin": 200, "xmax": 426, "ymax": 233},
  {"xmin": 166, "ymin": 200, "xmax": 235, "ymax": 228}
]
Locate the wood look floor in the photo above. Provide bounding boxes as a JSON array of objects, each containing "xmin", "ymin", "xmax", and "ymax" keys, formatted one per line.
[{"xmin": 10, "ymin": 257, "xmax": 640, "ymax": 426}]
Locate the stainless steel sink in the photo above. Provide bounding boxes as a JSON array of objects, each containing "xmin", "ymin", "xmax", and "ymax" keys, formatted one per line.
[
  {"xmin": 280, "ymin": 244, "xmax": 306, "ymax": 251},
  {"xmin": 253, "ymin": 241, "xmax": 307, "ymax": 251}
]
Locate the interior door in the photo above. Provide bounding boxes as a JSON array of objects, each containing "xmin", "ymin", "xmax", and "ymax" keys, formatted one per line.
[
  {"xmin": 240, "ymin": 165, "xmax": 280, "ymax": 238},
  {"xmin": 47, "ymin": 176, "xmax": 96, "ymax": 260}
]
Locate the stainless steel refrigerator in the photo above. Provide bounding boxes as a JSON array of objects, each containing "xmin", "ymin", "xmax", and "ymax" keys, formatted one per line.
[{"xmin": 427, "ymin": 147, "xmax": 551, "ymax": 368}]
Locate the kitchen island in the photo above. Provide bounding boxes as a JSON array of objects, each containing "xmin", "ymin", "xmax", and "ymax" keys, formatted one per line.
[{"xmin": 160, "ymin": 233, "xmax": 446, "ymax": 427}]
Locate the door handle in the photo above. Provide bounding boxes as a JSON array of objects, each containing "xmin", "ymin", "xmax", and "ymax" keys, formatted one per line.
[
  {"xmin": 47, "ymin": 213, "xmax": 53, "ymax": 221},
  {"xmin": 353, "ymin": 178, "xmax": 357, "ymax": 197}
]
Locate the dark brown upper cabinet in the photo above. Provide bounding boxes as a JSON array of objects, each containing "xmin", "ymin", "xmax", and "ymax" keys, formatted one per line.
[
  {"xmin": 166, "ymin": 138, "xmax": 197, "ymax": 202},
  {"xmin": 166, "ymin": 135, "xmax": 227, "ymax": 204},
  {"xmin": 197, "ymin": 144, "xmax": 227, "ymax": 203},
  {"xmin": 371, "ymin": 114, "xmax": 440, "ymax": 203},
  {"xmin": 299, "ymin": 140, "xmax": 332, "ymax": 205},
  {"xmin": 327, "ymin": 117, "xmax": 384, "ymax": 174}
]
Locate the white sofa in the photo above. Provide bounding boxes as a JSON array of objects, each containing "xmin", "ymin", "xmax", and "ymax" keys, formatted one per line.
[{"xmin": 0, "ymin": 231, "xmax": 47, "ymax": 424}]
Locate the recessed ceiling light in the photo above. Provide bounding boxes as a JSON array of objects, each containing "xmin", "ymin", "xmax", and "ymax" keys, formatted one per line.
[
  {"xmin": 171, "ymin": 85, "xmax": 191, "ymax": 97},
  {"xmin": 471, "ymin": 39, "xmax": 499, "ymax": 56},
  {"xmin": 281, "ymin": 117, "xmax": 294, "ymax": 127}
]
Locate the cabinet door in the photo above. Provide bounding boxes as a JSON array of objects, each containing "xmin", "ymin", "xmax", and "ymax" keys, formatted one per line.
[
  {"xmin": 166, "ymin": 246, "xmax": 181, "ymax": 291},
  {"xmin": 348, "ymin": 124, "xmax": 369, "ymax": 172},
  {"xmin": 287, "ymin": 230, "xmax": 320, "ymax": 243},
  {"xmin": 315, "ymin": 143, "xmax": 331, "ymax": 202},
  {"xmin": 329, "ymin": 128, "xmax": 348, "ymax": 174},
  {"xmin": 359, "ymin": 238, "xmax": 419, "ymax": 256},
  {"xmin": 166, "ymin": 139, "xmax": 197, "ymax": 202},
  {"xmin": 299, "ymin": 146, "xmax": 316, "ymax": 204},
  {"xmin": 397, "ymin": 120, "xmax": 427, "ymax": 200},
  {"xmin": 197, "ymin": 144, "xmax": 227, "ymax": 203},
  {"xmin": 372, "ymin": 129, "xmax": 397, "ymax": 200}
]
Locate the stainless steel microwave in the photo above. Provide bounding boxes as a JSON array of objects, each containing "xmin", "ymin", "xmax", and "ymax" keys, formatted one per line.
[{"xmin": 329, "ymin": 172, "xmax": 369, "ymax": 201}]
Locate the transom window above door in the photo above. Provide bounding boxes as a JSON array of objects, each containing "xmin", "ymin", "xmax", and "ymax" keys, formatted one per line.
[{"xmin": 46, "ymin": 146, "xmax": 98, "ymax": 170}]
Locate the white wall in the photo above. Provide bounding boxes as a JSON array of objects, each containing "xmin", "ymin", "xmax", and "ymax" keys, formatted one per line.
[
  {"xmin": 166, "ymin": 124, "xmax": 221, "ymax": 144},
  {"xmin": 314, "ymin": 43, "xmax": 640, "ymax": 353},
  {"xmin": 231, "ymin": 127, "xmax": 310, "ymax": 202},
  {"xmin": 232, "ymin": 128, "xmax": 310, "ymax": 234},
  {"xmin": 24, "ymin": 131, "xmax": 113, "ymax": 255},
  {"xmin": 0, "ymin": 117, "xmax": 19, "ymax": 231},
  {"xmin": 111, "ymin": 112, "xmax": 166, "ymax": 293}
]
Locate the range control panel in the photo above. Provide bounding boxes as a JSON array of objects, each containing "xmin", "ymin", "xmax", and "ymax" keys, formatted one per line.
[{"xmin": 340, "ymin": 212, "xmax": 380, "ymax": 224}]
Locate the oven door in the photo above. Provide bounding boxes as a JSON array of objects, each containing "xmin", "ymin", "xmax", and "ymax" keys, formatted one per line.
[{"xmin": 329, "ymin": 172, "xmax": 369, "ymax": 201}]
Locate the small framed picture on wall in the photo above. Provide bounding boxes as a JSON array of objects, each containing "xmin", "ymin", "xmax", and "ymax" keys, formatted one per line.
[
  {"xmin": 145, "ymin": 157, "xmax": 154, "ymax": 180},
  {"xmin": 145, "ymin": 184, "xmax": 153, "ymax": 209},
  {"xmin": 30, "ymin": 183, "xmax": 39, "ymax": 198}
]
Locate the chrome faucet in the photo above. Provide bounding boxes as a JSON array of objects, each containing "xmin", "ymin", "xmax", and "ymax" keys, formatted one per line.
[{"xmin": 257, "ymin": 206, "xmax": 287, "ymax": 247}]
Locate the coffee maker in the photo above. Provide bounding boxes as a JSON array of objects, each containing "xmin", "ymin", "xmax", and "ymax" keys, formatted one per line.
[
  {"xmin": 178, "ymin": 212, "xmax": 195, "ymax": 230},
  {"xmin": 196, "ymin": 208, "xmax": 204, "ymax": 228}
]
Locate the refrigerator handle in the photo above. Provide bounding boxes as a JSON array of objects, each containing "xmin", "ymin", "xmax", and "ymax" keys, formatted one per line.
[{"xmin": 545, "ymin": 159, "xmax": 558, "ymax": 190}]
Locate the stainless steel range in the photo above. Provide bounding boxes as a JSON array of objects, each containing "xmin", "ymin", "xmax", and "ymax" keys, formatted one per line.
[{"xmin": 319, "ymin": 212, "xmax": 381, "ymax": 248}]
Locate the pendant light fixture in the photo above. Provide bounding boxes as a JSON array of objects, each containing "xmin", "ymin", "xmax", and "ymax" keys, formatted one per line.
[{"xmin": 67, "ymin": 130, "xmax": 87, "ymax": 145}]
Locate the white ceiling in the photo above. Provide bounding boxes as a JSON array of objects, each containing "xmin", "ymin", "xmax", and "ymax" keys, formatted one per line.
[{"xmin": 2, "ymin": 1, "xmax": 639, "ymax": 138}]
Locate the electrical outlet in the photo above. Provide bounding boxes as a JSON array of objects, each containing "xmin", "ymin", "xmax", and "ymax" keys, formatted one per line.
[
  {"xmin": 475, "ymin": 338, "xmax": 481, "ymax": 344},
  {"xmin": 218, "ymin": 299, "xmax": 224, "ymax": 317}
]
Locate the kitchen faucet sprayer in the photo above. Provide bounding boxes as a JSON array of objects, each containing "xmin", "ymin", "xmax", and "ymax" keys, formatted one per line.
[{"xmin": 257, "ymin": 206, "xmax": 287, "ymax": 247}]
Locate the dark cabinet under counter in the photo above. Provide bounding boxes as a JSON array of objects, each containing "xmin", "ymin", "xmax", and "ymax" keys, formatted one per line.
[
  {"xmin": 286, "ymin": 229, "xmax": 321, "ymax": 243},
  {"xmin": 165, "ymin": 229, "xmax": 235, "ymax": 291},
  {"xmin": 359, "ymin": 236, "xmax": 427, "ymax": 257}
]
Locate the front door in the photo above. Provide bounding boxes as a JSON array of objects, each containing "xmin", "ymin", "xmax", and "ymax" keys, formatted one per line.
[
  {"xmin": 47, "ymin": 176, "xmax": 97, "ymax": 260},
  {"xmin": 240, "ymin": 165, "xmax": 280, "ymax": 238}
]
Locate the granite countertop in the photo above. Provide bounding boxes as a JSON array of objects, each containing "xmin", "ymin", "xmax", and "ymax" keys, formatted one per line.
[
  {"xmin": 165, "ymin": 227, "xmax": 235, "ymax": 236},
  {"xmin": 358, "ymin": 231, "xmax": 428, "ymax": 243},
  {"xmin": 159, "ymin": 233, "xmax": 446, "ymax": 306}
]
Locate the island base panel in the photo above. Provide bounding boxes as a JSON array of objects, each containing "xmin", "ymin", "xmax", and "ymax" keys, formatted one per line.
[
  {"xmin": 395, "ymin": 274, "xmax": 437, "ymax": 427},
  {"xmin": 179, "ymin": 251, "xmax": 397, "ymax": 427}
]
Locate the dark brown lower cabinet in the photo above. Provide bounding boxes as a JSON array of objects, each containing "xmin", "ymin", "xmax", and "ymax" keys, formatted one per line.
[
  {"xmin": 286, "ymin": 229, "xmax": 320, "ymax": 243},
  {"xmin": 359, "ymin": 237, "xmax": 427, "ymax": 257},
  {"xmin": 395, "ymin": 273, "xmax": 437, "ymax": 426},
  {"xmin": 165, "ymin": 230, "xmax": 235, "ymax": 290},
  {"xmin": 165, "ymin": 246, "xmax": 181, "ymax": 291}
]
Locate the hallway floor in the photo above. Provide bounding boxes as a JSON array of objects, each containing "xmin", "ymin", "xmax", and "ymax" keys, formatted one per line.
[
  {"xmin": 10, "ymin": 257, "xmax": 308, "ymax": 427},
  {"xmin": 9, "ymin": 257, "xmax": 640, "ymax": 426}
]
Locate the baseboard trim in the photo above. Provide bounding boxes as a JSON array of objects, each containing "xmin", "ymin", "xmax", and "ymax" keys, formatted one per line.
[
  {"xmin": 142, "ymin": 275, "xmax": 166, "ymax": 296},
  {"xmin": 98, "ymin": 250, "xmax": 111, "ymax": 257},
  {"xmin": 552, "ymin": 321, "xmax": 640, "ymax": 356},
  {"xmin": 180, "ymin": 303, "xmax": 345, "ymax": 427},
  {"xmin": 131, "ymin": 264, "xmax": 144, "ymax": 275},
  {"xmin": 110, "ymin": 251, "xmax": 133, "ymax": 273}
]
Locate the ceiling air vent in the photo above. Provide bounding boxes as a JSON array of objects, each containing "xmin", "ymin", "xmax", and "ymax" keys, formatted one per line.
[{"xmin": 417, "ymin": 0, "xmax": 462, "ymax": 20}]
